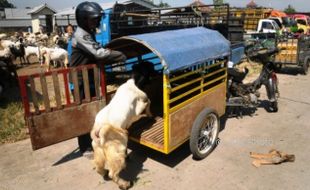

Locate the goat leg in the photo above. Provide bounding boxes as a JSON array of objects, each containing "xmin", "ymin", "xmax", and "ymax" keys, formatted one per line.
[{"xmin": 112, "ymin": 174, "xmax": 130, "ymax": 190}]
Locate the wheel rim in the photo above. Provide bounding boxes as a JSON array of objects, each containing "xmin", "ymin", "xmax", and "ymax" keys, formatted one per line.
[{"xmin": 197, "ymin": 113, "xmax": 218, "ymax": 154}]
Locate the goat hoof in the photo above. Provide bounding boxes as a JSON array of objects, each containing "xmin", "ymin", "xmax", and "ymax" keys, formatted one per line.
[
  {"xmin": 103, "ymin": 170, "xmax": 110, "ymax": 181},
  {"xmin": 118, "ymin": 180, "xmax": 131, "ymax": 190}
]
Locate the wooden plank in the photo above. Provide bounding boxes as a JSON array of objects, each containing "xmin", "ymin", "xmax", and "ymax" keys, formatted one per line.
[
  {"xmin": 28, "ymin": 100, "xmax": 106, "ymax": 150},
  {"xmin": 29, "ymin": 76, "xmax": 40, "ymax": 114},
  {"xmin": 94, "ymin": 66, "xmax": 100, "ymax": 99},
  {"xmin": 169, "ymin": 84, "xmax": 226, "ymax": 149},
  {"xmin": 128, "ymin": 117, "xmax": 164, "ymax": 149},
  {"xmin": 18, "ymin": 76, "xmax": 31, "ymax": 117},
  {"xmin": 63, "ymin": 72, "xmax": 71, "ymax": 105},
  {"xmin": 39, "ymin": 74, "xmax": 51, "ymax": 112},
  {"xmin": 71, "ymin": 69, "xmax": 81, "ymax": 104},
  {"xmin": 100, "ymin": 68, "xmax": 106, "ymax": 99},
  {"xmin": 52, "ymin": 71, "xmax": 62, "ymax": 109},
  {"xmin": 82, "ymin": 67, "xmax": 91, "ymax": 102}
]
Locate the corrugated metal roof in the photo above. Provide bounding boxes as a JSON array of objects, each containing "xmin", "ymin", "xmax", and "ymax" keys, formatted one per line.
[
  {"xmin": 55, "ymin": 0, "xmax": 156, "ymax": 16},
  {"xmin": 4, "ymin": 8, "xmax": 31, "ymax": 19},
  {"xmin": 54, "ymin": 6, "xmax": 76, "ymax": 16},
  {"xmin": 28, "ymin": 3, "xmax": 57, "ymax": 14},
  {"xmin": 107, "ymin": 27, "xmax": 231, "ymax": 72},
  {"xmin": 0, "ymin": 19, "xmax": 32, "ymax": 27}
]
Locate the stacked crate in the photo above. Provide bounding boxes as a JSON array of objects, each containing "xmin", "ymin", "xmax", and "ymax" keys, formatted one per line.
[{"xmin": 275, "ymin": 39, "xmax": 298, "ymax": 64}]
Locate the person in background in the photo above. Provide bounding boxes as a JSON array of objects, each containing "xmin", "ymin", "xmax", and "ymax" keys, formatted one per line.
[
  {"xmin": 70, "ymin": 1, "xmax": 126, "ymax": 156},
  {"xmin": 66, "ymin": 24, "xmax": 74, "ymax": 38},
  {"xmin": 66, "ymin": 24, "xmax": 74, "ymax": 61}
]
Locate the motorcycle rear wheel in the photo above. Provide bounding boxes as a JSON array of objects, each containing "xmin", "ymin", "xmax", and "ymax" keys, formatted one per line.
[
  {"xmin": 269, "ymin": 79, "xmax": 279, "ymax": 113},
  {"xmin": 270, "ymin": 101, "xmax": 278, "ymax": 112}
]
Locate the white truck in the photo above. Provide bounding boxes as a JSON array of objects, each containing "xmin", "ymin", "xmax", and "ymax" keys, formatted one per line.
[{"xmin": 246, "ymin": 19, "xmax": 280, "ymax": 34}]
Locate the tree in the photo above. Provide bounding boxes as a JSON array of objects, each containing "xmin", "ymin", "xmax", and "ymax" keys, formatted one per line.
[
  {"xmin": 246, "ymin": 0, "xmax": 257, "ymax": 8},
  {"xmin": 213, "ymin": 0, "xmax": 224, "ymax": 5},
  {"xmin": 284, "ymin": 4, "xmax": 296, "ymax": 14},
  {"xmin": 0, "ymin": 0, "xmax": 15, "ymax": 8},
  {"xmin": 158, "ymin": 0, "xmax": 170, "ymax": 8}
]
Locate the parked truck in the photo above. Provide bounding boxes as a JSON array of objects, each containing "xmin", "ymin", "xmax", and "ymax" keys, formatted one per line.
[
  {"xmin": 245, "ymin": 19, "xmax": 280, "ymax": 34},
  {"xmin": 96, "ymin": 3, "xmax": 244, "ymax": 45},
  {"xmin": 91, "ymin": 3, "xmax": 245, "ymax": 65},
  {"xmin": 230, "ymin": 7, "xmax": 272, "ymax": 32},
  {"xmin": 230, "ymin": 8, "xmax": 296, "ymax": 34},
  {"xmin": 291, "ymin": 14, "xmax": 310, "ymax": 34}
]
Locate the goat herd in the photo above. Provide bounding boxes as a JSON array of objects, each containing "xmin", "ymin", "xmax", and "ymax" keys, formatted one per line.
[{"xmin": 0, "ymin": 32, "xmax": 70, "ymax": 71}]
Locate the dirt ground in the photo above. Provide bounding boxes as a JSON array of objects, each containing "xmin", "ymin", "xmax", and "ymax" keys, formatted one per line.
[{"xmin": 0, "ymin": 65, "xmax": 310, "ymax": 190}]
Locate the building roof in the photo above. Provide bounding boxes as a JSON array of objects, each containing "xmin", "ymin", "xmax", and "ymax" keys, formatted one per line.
[
  {"xmin": 28, "ymin": 3, "xmax": 57, "ymax": 15},
  {"xmin": 0, "ymin": 19, "xmax": 32, "ymax": 27},
  {"xmin": 55, "ymin": 0, "xmax": 157, "ymax": 16},
  {"xmin": 5, "ymin": 8, "xmax": 31, "ymax": 19}
]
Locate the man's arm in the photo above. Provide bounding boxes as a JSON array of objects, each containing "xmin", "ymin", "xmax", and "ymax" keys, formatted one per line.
[{"xmin": 74, "ymin": 32, "xmax": 111, "ymax": 60}]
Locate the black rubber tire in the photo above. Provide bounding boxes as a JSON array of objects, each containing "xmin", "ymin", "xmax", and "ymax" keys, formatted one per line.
[
  {"xmin": 270, "ymin": 101, "xmax": 278, "ymax": 112},
  {"xmin": 269, "ymin": 79, "xmax": 279, "ymax": 112},
  {"xmin": 190, "ymin": 108, "xmax": 220, "ymax": 160},
  {"xmin": 0, "ymin": 83, "xmax": 3, "ymax": 97}
]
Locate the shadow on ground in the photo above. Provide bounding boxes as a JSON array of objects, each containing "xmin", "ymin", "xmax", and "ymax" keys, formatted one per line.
[{"xmin": 275, "ymin": 67, "xmax": 304, "ymax": 76}]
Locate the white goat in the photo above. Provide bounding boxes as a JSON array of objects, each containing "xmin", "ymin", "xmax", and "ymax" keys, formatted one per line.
[
  {"xmin": 23, "ymin": 33, "xmax": 37, "ymax": 45},
  {"xmin": 92, "ymin": 61, "xmax": 155, "ymax": 141},
  {"xmin": 91, "ymin": 77, "xmax": 152, "ymax": 190},
  {"xmin": 0, "ymin": 48, "xmax": 11, "ymax": 58},
  {"xmin": 0, "ymin": 33, "xmax": 7, "ymax": 40},
  {"xmin": 40, "ymin": 47, "xmax": 68, "ymax": 70},
  {"xmin": 25, "ymin": 46, "xmax": 40, "ymax": 63},
  {"xmin": 0, "ymin": 40, "xmax": 15, "ymax": 49},
  {"xmin": 91, "ymin": 78, "xmax": 152, "ymax": 143},
  {"xmin": 36, "ymin": 33, "xmax": 49, "ymax": 45},
  {"xmin": 52, "ymin": 35, "xmax": 60, "ymax": 44}
]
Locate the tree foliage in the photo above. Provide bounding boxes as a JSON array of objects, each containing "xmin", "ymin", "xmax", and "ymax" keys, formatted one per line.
[
  {"xmin": 0, "ymin": 0, "xmax": 15, "ymax": 8},
  {"xmin": 213, "ymin": 0, "xmax": 224, "ymax": 5},
  {"xmin": 284, "ymin": 4, "xmax": 296, "ymax": 14},
  {"xmin": 158, "ymin": 0, "xmax": 170, "ymax": 8}
]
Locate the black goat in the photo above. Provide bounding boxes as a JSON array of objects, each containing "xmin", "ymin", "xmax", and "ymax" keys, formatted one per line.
[{"xmin": 9, "ymin": 43, "xmax": 26, "ymax": 65}]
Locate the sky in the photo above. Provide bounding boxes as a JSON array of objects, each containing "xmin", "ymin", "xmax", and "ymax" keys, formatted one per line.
[{"xmin": 8, "ymin": 0, "xmax": 310, "ymax": 12}]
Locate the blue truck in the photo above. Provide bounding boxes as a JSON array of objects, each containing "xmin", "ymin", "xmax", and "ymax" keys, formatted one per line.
[{"xmin": 81, "ymin": 3, "xmax": 246, "ymax": 66}]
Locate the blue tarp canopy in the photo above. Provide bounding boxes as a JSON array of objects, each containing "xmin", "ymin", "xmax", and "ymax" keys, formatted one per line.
[{"xmin": 106, "ymin": 27, "xmax": 231, "ymax": 72}]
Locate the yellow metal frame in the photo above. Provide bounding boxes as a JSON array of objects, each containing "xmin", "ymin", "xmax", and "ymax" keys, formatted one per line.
[{"xmin": 163, "ymin": 74, "xmax": 170, "ymax": 153}]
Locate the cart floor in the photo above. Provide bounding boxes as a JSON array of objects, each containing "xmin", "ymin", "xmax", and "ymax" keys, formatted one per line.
[{"xmin": 128, "ymin": 116, "xmax": 164, "ymax": 151}]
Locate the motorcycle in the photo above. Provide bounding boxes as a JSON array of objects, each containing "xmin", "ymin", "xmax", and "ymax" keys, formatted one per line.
[{"xmin": 226, "ymin": 60, "xmax": 279, "ymax": 117}]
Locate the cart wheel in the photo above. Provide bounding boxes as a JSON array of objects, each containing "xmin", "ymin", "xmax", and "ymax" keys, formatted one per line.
[
  {"xmin": 190, "ymin": 108, "xmax": 220, "ymax": 160},
  {"xmin": 302, "ymin": 60, "xmax": 309, "ymax": 75}
]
